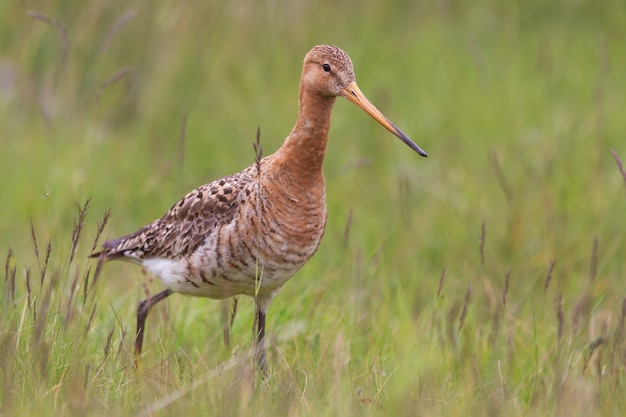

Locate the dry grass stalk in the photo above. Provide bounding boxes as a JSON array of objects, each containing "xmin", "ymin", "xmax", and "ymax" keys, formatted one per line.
[
  {"xmin": 64, "ymin": 266, "xmax": 81, "ymax": 327},
  {"xmin": 70, "ymin": 199, "xmax": 91, "ymax": 266},
  {"xmin": 83, "ymin": 302, "xmax": 98, "ymax": 339},
  {"xmin": 437, "ymin": 268, "xmax": 446, "ymax": 299},
  {"xmin": 89, "ymin": 208, "xmax": 112, "ymax": 255},
  {"xmin": 502, "ymin": 270, "xmax": 511, "ymax": 307},
  {"xmin": 544, "ymin": 259, "xmax": 556, "ymax": 293},
  {"xmin": 458, "ymin": 286, "xmax": 471, "ymax": 331},
  {"xmin": 30, "ymin": 219, "xmax": 54, "ymax": 284},
  {"xmin": 30, "ymin": 219, "xmax": 39, "ymax": 260},
  {"xmin": 97, "ymin": 67, "xmax": 133, "ymax": 100},
  {"xmin": 556, "ymin": 295, "xmax": 564, "ymax": 343},
  {"xmin": 4, "ymin": 247, "xmax": 16, "ymax": 303},
  {"xmin": 101, "ymin": 9, "xmax": 137, "ymax": 55},
  {"xmin": 27, "ymin": 10, "xmax": 69, "ymax": 80},
  {"xmin": 610, "ymin": 148, "xmax": 626, "ymax": 190},
  {"xmin": 343, "ymin": 208, "xmax": 353, "ymax": 249},
  {"xmin": 489, "ymin": 151, "xmax": 512, "ymax": 204},
  {"xmin": 87, "ymin": 208, "xmax": 112, "ymax": 297},
  {"xmin": 103, "ymin": 326, "xmax": 115, "ymax": 362},
  {"xmin": 25, "ymin": 266, "xmax": 32, "ymax": 307}
]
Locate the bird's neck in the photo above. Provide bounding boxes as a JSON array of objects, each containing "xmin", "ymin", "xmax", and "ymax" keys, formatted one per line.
[{"xmin": 276, "ymin": 87, "xmax": 337, "ymax": 181}]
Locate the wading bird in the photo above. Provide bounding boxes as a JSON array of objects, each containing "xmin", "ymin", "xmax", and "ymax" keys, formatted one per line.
[{"xmin": 91, "ymin": 44, "xmax": 427, "ymax": 373}]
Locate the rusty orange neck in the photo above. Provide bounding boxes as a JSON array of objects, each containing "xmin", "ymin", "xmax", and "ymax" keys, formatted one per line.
[{"xmin": 275, "ymin": 86, "xmax": 336, "ymax": 184}]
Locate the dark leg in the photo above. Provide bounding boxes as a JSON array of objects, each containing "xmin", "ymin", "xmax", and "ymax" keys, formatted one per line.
[
  {"xmin": 253, "ymin": 303, "xmax": 268, "ymax": 377},
  {"xmin": 135, "ymin": 289, "xmax": 173, "ymax": 365}
]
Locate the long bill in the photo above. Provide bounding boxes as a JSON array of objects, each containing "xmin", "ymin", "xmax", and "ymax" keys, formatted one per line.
[{"xmin": 342, "ymin": 81, "xmax": 427, "ymax": 157}]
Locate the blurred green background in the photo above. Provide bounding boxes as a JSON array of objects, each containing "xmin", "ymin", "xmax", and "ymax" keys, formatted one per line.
[{"xmin": 1, "ymin": 0, "xmax": 625, "ymax": 416}]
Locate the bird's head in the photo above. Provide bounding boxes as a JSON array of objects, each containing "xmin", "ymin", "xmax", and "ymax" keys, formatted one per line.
[{"xmin": 301, "ymin": 44, "xmax": 427, "ymax": 157}]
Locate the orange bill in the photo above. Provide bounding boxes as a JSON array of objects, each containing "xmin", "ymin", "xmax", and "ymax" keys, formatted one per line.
[{"xmin": 342, "ymin": 81, "xmax": 427, "ymax": 157}]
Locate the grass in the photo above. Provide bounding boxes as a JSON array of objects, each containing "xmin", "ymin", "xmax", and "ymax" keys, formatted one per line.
[{"xmin": 1, "ymin": 0, "xmax": 626, "ymax": 415}]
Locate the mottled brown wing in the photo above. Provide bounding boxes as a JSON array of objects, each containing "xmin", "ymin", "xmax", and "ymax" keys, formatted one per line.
[{"xmin": 92, "ymin": 172, "xmax": 255, "ymax": 261}]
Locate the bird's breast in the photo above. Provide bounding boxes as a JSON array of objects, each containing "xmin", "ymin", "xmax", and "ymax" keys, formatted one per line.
[
  {"xmin": 162, "ymin": 179, "xmax": 327, "ymax": 298},
  {"xmin": 232, "ymin": 180, "xmax": 328, "ymax": 278}
]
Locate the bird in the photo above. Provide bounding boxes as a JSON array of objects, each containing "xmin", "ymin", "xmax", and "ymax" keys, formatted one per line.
[{"xmin": 91, "ymin": 44, "xmax": 427, "ymax": 374}]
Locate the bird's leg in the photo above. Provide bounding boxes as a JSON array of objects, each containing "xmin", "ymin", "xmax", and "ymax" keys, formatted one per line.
[
  {"xmin": 134, "ymin": 288, "xmax": 173, "ymax": 366},
  {"xmin": 253, "ymin": 300, "xmax": 268, "ymax": 377}
]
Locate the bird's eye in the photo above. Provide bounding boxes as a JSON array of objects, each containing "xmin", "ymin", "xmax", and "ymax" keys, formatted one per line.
[{"xmin": 322, "ymin": 63, "xmax": 331, "ymax": 72}]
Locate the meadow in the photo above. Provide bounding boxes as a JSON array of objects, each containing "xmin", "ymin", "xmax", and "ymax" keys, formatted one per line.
[{"xmin": 1, "ymin": 0, "xmax": 625, "ymax": 415}]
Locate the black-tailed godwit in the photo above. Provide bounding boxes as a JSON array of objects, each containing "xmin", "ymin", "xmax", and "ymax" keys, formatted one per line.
[{"xmin": 91, "ymin": 44, "xmax": 427, "ymax": 373}]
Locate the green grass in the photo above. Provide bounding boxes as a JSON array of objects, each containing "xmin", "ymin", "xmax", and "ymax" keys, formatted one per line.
[{"xmin": 2, "ymin": 0, "xmax": 626, "ymax": 415}]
